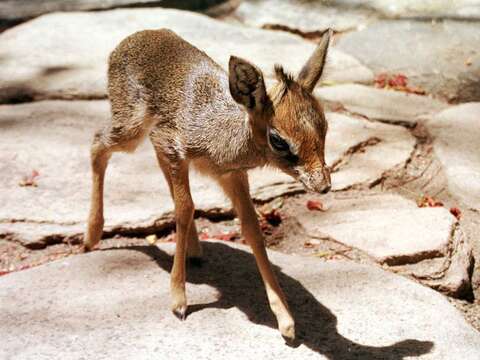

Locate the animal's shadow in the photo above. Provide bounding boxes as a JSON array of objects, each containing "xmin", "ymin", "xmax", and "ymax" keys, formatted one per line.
[{"xmin": 111, "ymin": 242, "xmax": 433, "ymax": 359}]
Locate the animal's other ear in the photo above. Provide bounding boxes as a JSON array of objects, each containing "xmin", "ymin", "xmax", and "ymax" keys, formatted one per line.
[
  {"xmin": 297, "ymin": 28, "xmax": 333, "ymax": 93},
  {"xmin": 229, "ymin": 56, "xmax": 271, "ymax": 113}
]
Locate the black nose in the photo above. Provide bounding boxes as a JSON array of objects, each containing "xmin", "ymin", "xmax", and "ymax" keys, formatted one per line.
[{"xmin": 321, "ymin": 185, "xmax": 331, "ymax": 194}]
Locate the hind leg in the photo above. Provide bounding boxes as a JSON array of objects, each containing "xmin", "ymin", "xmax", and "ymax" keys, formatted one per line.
[
  {"xmin": 84, "ymin": 113, "xmax": 154, "ymax": 251},
  {"xmin": 151, "ymin": 141, "xmax": 203, "ymax": 260}
]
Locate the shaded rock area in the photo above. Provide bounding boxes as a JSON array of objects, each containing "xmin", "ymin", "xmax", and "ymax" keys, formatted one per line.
[
  {"xmin": 0, "ymin": 0, "xmax": 231, "ymax": 21},
  {"xmin": 336, "ymin": 20, "xmax": 480, "ymax": 102},
  {"xmin": 1, "ymin": 241, "xmax": 480, "ymax": 359},
  {"xmin": 0, "ymin": 8, "xmax": 372, "ymax": 104}
]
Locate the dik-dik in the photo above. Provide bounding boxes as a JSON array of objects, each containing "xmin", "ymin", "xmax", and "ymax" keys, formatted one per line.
[{"xmin": 85, "ymin": 28, "xmax": 332, "ymax": 340}]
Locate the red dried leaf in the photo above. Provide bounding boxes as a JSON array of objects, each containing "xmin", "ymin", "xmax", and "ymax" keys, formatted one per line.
[
  {"xmin": 199, "ymin": 232, "xmax": 210, "ymax": 240},
  {"xmin": 374, "ymin": 73, "xmax": 388, "ymax": 88},
  {"xmin": 374, "ymin": 73, "xmax": 426, "ymax": 95},
  {"xmin": 307, "ymin": 200, "xmax": 325, "ymax": 211},
  {"xmin": 388, "ymin": 74, "xmax": 408, "ymax": 87},
  {"xmin": 450, "ymin": 207, "xmax": 462, "ymax": 220}
]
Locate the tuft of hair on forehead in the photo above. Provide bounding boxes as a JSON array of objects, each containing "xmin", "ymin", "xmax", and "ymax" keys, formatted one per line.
[
  {"xmin": 271, "ymin": 64, "xmax": 296, "ymax": 105},
  {"xmin": 274, "ymin": 64, "xmax": 294, "ymax": 86}
]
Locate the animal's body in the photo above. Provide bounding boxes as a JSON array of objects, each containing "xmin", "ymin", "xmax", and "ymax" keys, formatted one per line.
[{"xmin": 85, "ymin": 28, "xmax": 332, "ymax": 340}]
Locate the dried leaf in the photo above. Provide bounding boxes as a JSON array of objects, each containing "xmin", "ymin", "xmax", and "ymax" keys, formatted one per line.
[
  {"xmin": 388, "ymin": 74, "xmax": 408, "ymax": 87},
  {"xmin": 374, "ymin": 73, "xmax": 387, "ymax": 88},
  {"xmin": 374, "ymin": 73, "xmax": 426, "ymax": 95},
  {"xmin": 449, "ymin": 207, "xmax": 462, "ymax": 220},
  {"xmin": 307, "ymin": 200, "xmax": 326, "ymax": 211},
  {"xmin": 199, "ymin": 231, "xmax": 210, "ymax": 241},
  {"xmin": 416, "ymin": 195, "xmax": 443, "ymax": 208}
]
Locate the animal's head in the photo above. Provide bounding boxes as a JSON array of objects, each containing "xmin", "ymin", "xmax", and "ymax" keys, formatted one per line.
[{"xmin": 228, "ymin": 29, "xmax": 332, "ymax": 194}]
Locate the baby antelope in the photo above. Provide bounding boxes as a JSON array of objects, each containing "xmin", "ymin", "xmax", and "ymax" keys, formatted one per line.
[{"xmin": 84, "ymin": 28, "xmax": 333, "ymax": 340}]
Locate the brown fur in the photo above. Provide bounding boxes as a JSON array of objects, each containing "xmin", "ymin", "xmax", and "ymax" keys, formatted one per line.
[{"xmin": 84, "ymin": 28, "xmax": 333, "ymax": 340}]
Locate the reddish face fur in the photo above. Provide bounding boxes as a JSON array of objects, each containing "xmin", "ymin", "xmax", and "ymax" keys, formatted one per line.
[
  {"xmin": 267, "ymin": 77, "xmax": 331, "ymax": 193},
  {"xmin": 228, "ymin": 29, "xmax": 333, "ymax": 194}
]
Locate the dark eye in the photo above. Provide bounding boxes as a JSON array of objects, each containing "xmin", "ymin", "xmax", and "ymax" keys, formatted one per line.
[{"xmin": 269, "ymin": 130, "xmax": 290, "ymax": 153}]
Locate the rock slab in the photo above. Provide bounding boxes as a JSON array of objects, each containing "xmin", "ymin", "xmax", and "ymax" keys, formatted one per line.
[
  {"xmin": 426, "ymin": 102, "xmax": 480, "ymax": 210},
  {"xmin": 316, "ymin": 84, "xmax": 448, "ymax": 124},
  {"xmin": 0, "ymin": 8, "xmax": 373, "ymax": 103},
  {"xmin": 337, "ymin": 20, "xmax": 480, "ymax": 102},
  {"xmin": 1, "ymin": 241, "xmax": 479, "ymax": 359},
  {"xmin": 298, "ymin": 193, "xmax": 456, "ymax": 265}
]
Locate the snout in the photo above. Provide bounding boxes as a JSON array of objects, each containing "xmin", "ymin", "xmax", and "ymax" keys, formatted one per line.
[{"xmin": 298, "ymin": 166, "xmax": 331, "ymax": 194}]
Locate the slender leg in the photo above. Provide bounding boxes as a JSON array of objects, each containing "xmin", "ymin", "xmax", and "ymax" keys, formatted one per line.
[
  {"xmin": 84, "ymin": 134, "xmax": 112, "ymax": 250},
  {"xmin": 217, "ymin": 171, "xmax": 295, "ymax": 340},
  {"xmin": 151, "ymin": 144, "xmax": 203, "ymax": 259},
  {"xmin": 169, "ymin": 161, "xmax": 195, "ymax": 319}
]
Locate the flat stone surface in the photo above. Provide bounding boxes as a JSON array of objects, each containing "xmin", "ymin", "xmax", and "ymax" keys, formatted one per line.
[
  {"xmin": 0, "ymin": 8, "xmax": 373, "ymax": 103},
  {"xmin": 337, "ymin": 20, "xmax": 480, "ymax": 102},
  {"xmin": 1, "ymin": 241, "xmax": 479, "ymax": 359},
  {"xmin": 297, "ymin": 193, "xmax": 457, "ymax": 264},
  {"xmin": 230, "ymin": 0, "xmax": 377, "ymax": 32},
  {"xmin": 338, "ymin": 0, "xmax": 480, "ymax": 19},
  {"xmin": 325, "ymin": 112, "xmax": 415, "ymax": 190},
  {"xmin": 0, "ymin": 101, "xmax": 415, "ymax": 245},
  {"xmin": 426, "ymin": 103, "xmax": 480, "ymax": 210},
  {"xmin": 316, "ymin": 84, "xmax": 448, "ymax": 123}
]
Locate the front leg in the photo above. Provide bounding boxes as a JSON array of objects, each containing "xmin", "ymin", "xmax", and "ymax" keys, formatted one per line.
[
  {"xmin": 218, "ymin": 171, "xmax": 295, "ymax": 340},
  {"xmin": 169, "ymin": 161, "xmax": 195, "ymax": 320}
]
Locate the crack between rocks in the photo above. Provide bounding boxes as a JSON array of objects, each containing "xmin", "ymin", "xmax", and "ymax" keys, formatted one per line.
[
  {"xmin": 1, "ymin": 207, "xmax": 236, "ymax": 251},
  {"xmin": 0, "ymin": 218, "xmax": 82, "ymax": 226},
  {"xmin": 331, "ymin": 136, "xmax": 382, "ymax": 172},
  {"xmin": 261, "ymin": 24, "xmax": 352, "ymax": 41}
]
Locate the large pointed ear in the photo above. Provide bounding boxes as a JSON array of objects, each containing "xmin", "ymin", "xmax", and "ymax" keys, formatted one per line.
[
  {"xmin": 297, "ymin": 28, "xmax": 333, "ymax": 93},
  {"xmin": 229, "ymin": 56, "xmax": 271, "ymax": 113}
]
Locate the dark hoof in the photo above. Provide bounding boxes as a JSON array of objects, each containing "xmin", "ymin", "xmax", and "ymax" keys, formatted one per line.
[
  {"xmin": 283, "ymin": 335, "xmax": 300, "ymax": 348},
  {"xmin": 173, "ymin": 307, "xmax": 187, "ymax": 321}
]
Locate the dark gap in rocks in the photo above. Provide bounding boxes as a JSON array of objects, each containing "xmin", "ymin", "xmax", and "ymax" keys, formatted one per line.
[
  {"xmin": 0, "ymin": 19, "xmax": 24, "ymax": 33},
  {"xmin": 261, "ymin": 24, "xmax": 331, "ymax": 41},
  {"xmin": 91, "ymin": 0, "xmax": 229, "ymax": 12},
  {"xmin": 331, "ymin": 136, "xmax": 382, "ymax": 171}
]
